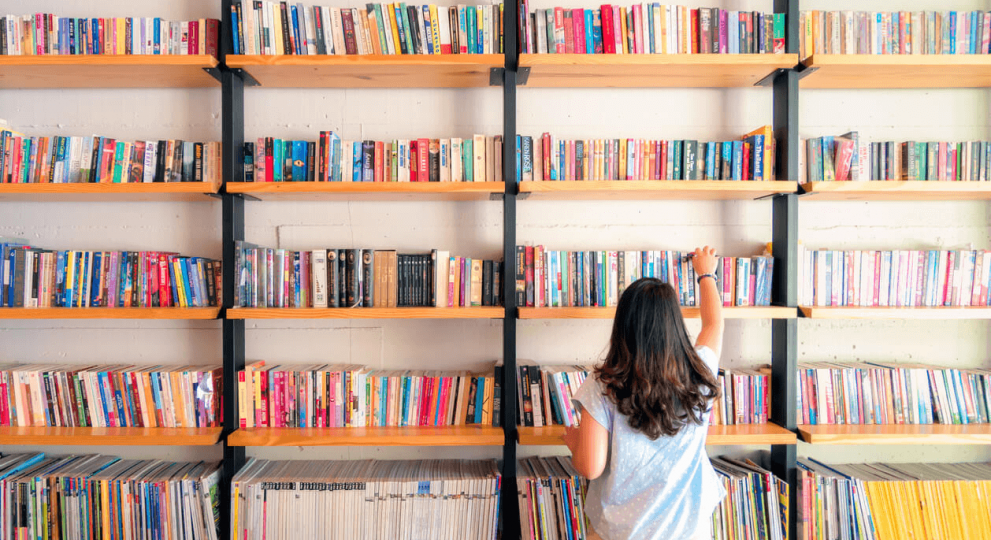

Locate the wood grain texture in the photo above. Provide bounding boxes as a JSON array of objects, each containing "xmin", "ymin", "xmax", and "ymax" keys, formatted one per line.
[
  {"xmin": 227, "ymin": 426, "xmax": 505, "ymax": 446},
  {"xmin": 227, "ymin": 54, "xmax": 503, "ymax": 87},
  {"xmin": 800, "ymin": 181, "xmax": 991, "ymax": 201},
  {"xmin": 0, "ymin": 426, "xmax": 223, "ymax": 446},
  {"xmin": 226, "ymin": 307, "xmax": 505, "ymax": 319},
  {"xmin": 520, "ymin": 180, "xmax": 798, "ymax": 200},
  {"xmin": 518, "ymin": 306, "xmax": 797, "ymax": 319},
  {"xmin": 801, "ymin": 54, "xmax": 991, "ymax": 89},
  {"xmin": 227, "ymin": 181, "xmax": 505, "ymax": 201},
  {"xmin": 797, "ymin": 424, "xmax": 991, "ymax": 445},
  {"xmin": 799, "ymin": 307, "xmax": 991, "ymax": 320},
  {"xmin": 519, "ymin": 53, "xmax": 798, "ymax": 88},
  {"xmin": 0, "ymin": 308, "xmax": 221, "ymax": 320},
  {"xmin": 0, "ymin": 181, "xmax": 221, "ymax": 202},
  {"xmin": 0, "ymin": 55, "xmax": 220, "ymax": 88},
  {"xmin": 518, "ymin": 424, "xmax": 797, "ymax": 445}
]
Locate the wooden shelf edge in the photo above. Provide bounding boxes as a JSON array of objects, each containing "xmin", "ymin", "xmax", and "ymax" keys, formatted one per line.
[
  {"xmin": 797, "ymin": 424, "xmax": 991, "ymax": 445},
  {"xmin": 227, "ymin": 54, "xmax": 504, "ymax": 68},
  {"xmin": 226, "ymin": 181, "xmax": 505, "ymax": 198},
  {"xmin": 518, "ymin": 424, "xmax": 796, "ymax": 445},
  {"xmin": 799, "ymin": 306, "xmax": 991, "ymax": 320},
  {"xmin": 518, "ymin": 306, "xmax": 796, "ymax": 320},
  {"xmin": 0, "ymin": 182, "xmax": 221, "ymax": 200},
  {"xmin": 227, "ymin": 426, "xmax": 504, "ymax": 446},
  {"xmin": 0, "ymin": 307, "xmax": 221, "ymax": 320},
  {"xmin": 519, "ymin": 180, "xmax": 798, "ymax": 200},
  {"xmin": 804, "ymin": 54, "xmax": 991, "ymax": 68},
  {"xmin": 0, "ymin": 426, "xmax": 223, "ymax": 446},
  {"xmin": 800, "ymin": 181, "xmax": 991, "ymax": 200},
  {"xmin": 226, "ymin": 307, "xmax": 504, "ymax": 319},
  {"xmin": 0, "ymin": 54, "xmax": 219, "ymax": 67},
  {"xmin": 519, "ymin": 53, "xmax": 798, "ymax": 67}
]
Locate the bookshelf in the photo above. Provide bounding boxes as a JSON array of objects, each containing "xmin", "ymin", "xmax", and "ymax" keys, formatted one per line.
[
  {"xmin": 226, "ymin": 181, "xmax": 506, "ymax": 201},
  {"xmin": 0, "ymin": 427, "xmax": 223, "ymax": 446},
  {"xmin": 518, "ymin": 424, "xmax": 797, "ymax": 446},
  {"xmin": 226, "ymin": 54, "xmax": 504, "ymax": 87},
  {"xmin": 799, "ymin": 307, "xmax": 991, "ymax": 320},
  {"xmin": 800, "ymin": 54, "xmax": 991, "ymax": 89},
  {"xmin": 226, "ymin": 307, "xmax": 504, "ymax": 319},
  {"xmin": 0, "ymin": 307, "xmax": 221, "ymax": 320},
  {"xmin": 0, "ymin": 181, "xmax": 223, "ymax": 202},
  {"xmin": 799, "ymin": 181, "xmax": 991, "ymax": 201},
  {"xmin": 519, "ymin": 180, "xmax": 798, "ymax": 200},
  {"xmin": 797, "ymin": 425, "xmax": 991, "ymax": 445},
  {"xmin": 518, "ymin": 306, "xmax": 797, "ymax": 319},
  {"xmin": 0, "ymin": 55, "xmax": 221, "ymax": 88},
  {"xmin": 518, "ymin": 54, "xmax": 799, "ymax": 88},
  {"xmin": 227, "ymin": 426, "xmax": 505, "ymax": 446}
]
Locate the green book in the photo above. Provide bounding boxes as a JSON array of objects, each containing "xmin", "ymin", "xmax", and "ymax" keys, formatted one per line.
[{"xmin": 112, "ymin": 142, "xmax": 125, "ymax": 183}]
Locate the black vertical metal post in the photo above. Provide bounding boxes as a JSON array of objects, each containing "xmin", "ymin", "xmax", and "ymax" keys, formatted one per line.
[
  {"xmin": 220, "ymin": 1, "xmax": 247, "ymax": 538},
  {"xmin": 771, "ymin": 2, "xmax": 799, "ymax": 538},
  {"xmin": 501, "ymin": 0, "xmax": 520, "ymax": 537}
]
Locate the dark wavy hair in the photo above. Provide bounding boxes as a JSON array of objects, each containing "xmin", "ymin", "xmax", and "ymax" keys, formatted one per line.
[{"xmin": 595, "ymin": 278, "xmax": 720, "ymax": 440}]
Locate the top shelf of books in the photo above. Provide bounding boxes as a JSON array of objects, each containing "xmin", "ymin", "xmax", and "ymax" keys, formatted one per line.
[
  {"xmin": 227, "ymin": 54, "xmax": 503, "ymax": 87},
  {"xmin": 0, "ymin": 55, "xmax": 220, "ymax": 89},
  {"xmin": 800, "ymin": 54, "xmax": 991, "ymax": 89},
  {"xmin": 518, "ymin": 54, "xmax": 798, "ymax": 88}
]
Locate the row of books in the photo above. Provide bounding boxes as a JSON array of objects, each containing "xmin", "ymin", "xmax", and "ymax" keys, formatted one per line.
[
  {"xmin": 798, "ymin": 460, "xmax": 991, "ymax": 540},
  {"xmin": 0, "ymin": 15, "xmax": 220, "ymax": 56},
  {"xmin": 0, "ymin": 131, "xmax": 221, "ymax": 184},
  {"xmin": 520, "ymin": 127, "xmax": 774, "ymax": 181},
  {"xmin": 518, "ymin": 457, "xmax": 589, "ymax": 540},
  {"xmin": 797, "ymin": 362, "xmax": 991, "ymax": 426},
  {"xmin": 802, "ymin": 132, "xmax": 991, "ymax": 183},
  {"xmin": 234, "ymin": 243, "xmax": 502, "ymax": 308},
  {"xmin": 0, "ymin": 364, "xmax": 221, "ymax": 428},
  {"xmin": 518, "ymin": 3, "xmax": 785, "ymax": 55},
  {"xmin": 0, "ymin": 453, "xmax": 220, "ymax": 540},
  {"xmin": 515, "ymin": 364, "xmax": 587, "ymax": 428},
  {"xmin": 1, "ymin": 243, "xmax": 222, "ymax": 309},
  {"xmin": 230, "ymin": 459, "xmax": 502, "ymax": 540},
  {"xmin": 514, "ymin": 247, "xmax": 774, "ymax": 308},
  {"xmin": 712, "ymin": 367, "xmax": 768, "ymax": 426},
  {"xmin": 800, "ymin": 10, "xmax": 991, "ymax": 59},
  {"xmin": 242, "ymin": 133, "xmax": 503, "ymax": 183},
  {"xmin": 236, "ymin": 361, "xmax": 500, "ymax": 428},
  {"xmin": 230, "ymin": 1, "xmax": 504, "ymax": 55},
  {"xmin": 710, "ymin": 455, "xmax": 788, "ymax": 540},
  {"xmin": 798, "ymin": 249, "xmax": 991, "ymax": 308}
]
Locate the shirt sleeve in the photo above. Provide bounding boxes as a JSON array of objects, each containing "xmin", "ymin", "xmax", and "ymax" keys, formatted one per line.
[
  {"xmin": 572, "ymin": 376, "xmax": 613, "ymax": 432},
  {"xmin": 697, "ymin": 346, "xmax": 719, "ymax": 377}
]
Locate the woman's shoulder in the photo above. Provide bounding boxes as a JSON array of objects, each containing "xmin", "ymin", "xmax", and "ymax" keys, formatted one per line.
[{"xmin": 695, "ymin": 346, "xmax": 719, "ymax": 376}]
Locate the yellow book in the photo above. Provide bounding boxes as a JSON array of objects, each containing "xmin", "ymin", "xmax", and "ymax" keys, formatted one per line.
[
  {"xmin": 619, "ymin": 8, "xmax": 628, "ymax": 54},
  {"xmin": 116, "ymin": 18, "xmax": 126, "ymax": 55},
  {"xmin": 480, "ymin": 375, "xmax": 493, "ymax": 425},
  {"xmin": 618, "ymin": 139, "xmax": 627, "ymax": 179},
  {"xmin": 273, "ymin": 4, "xmax": 284, "ymax": 54},
  {"xmin": 253, "ymin": 368, "xmax": 263, "ymax": 426},
  {"xmin": 741, "ymin": 125, "xmax": 774, "ymax": 181},
  {"xmin": 367, "ymin": 9, "xmax": 383, "ymax": 54},
  {"xmin": 388, "ymin": 4, "xmax": 403, "ymax": 54},
  {"xmin": 170, "ymin": 370, "xmax": 186, "ymax": 427},
  {"xmin": 429, "ymin": 5, "xmax": 441, "ymax": 54},
  {"xmin": 141, "ymin": 370, "xmax": 157, "ymax": 427},
  {"xmin": 238, "ymin": 369, "xmax": 247, "ymax": 428},
  {"xmin": 172, "ymin": 259, "xmax": 188, "ymax": 307}
]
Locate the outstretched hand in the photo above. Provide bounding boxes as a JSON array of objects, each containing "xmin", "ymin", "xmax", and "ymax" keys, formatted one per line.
[{"xmin": 692, "ymin": 246, "xmax": 718, "ymax": 275}]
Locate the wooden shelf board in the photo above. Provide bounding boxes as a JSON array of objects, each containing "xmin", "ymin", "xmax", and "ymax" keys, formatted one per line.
[
  {"xmin": 520, "ymin": 180, "xmax": 797, "ymax": 200},
  {"xmin": 228, "ymin": 181, "xmax": 505, "ymax": 201},
  {"xmin": 227, "ymin": 54, "xmax": 504, "ymax": 88},
  {"xmin": 797, "ymin": 424, "xmax": 991, "ymax": 445},
  {"xmin": 519, "ymin": 54, "xmax": 799, "ymax": 88},
  {"xmin": 0, "ymin": 182, "xmax": 221, "ymax": 202},
  {"xmin": 227, "ymin": 307, "xmax": 504, "ymax": 319},
  {"xmin": 519, "ymin": 306, "xmax": 796, "ymax": 319},
  {"xmin": 800, "ymin": 306, "xmax": 991, "ymax": 320},
  {"xmin": 518, "ymin": 424, "xmax": 796, "ymax": 445},
  {"xmin": 227, "ymin": 426, "xmax": 504, "ymax": 446},
  {"xmin": 800, "ymin": 54, "xmax": 991, "ymax": 89},
  {"xmin": 0, "ymin": 55, "xmax": 220, "ymax": 88},
  {"xmin": 0, "ymin": 426, "xmax": 223, "ymax": 446},
  {"xmin": 800, "ymin": 181, "xmax": 991, "ymax": 201},
  {"xmin": 0, "ymin": 307, "xmax": 220, "ymax": 320}
]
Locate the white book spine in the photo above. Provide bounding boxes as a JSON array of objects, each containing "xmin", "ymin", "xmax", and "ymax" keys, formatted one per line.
[
  {"xmin": 439, "ymin": 139, "xmax": 451, "ymax": 182},
  {"xmin": 380, "ymin": 4, "xmax": 395, "ymax": 54},
  {"xmin": 322, "ymin": 6, "xmax": 334, "ymax": 54},
  {"xmin": 143, "ymin": 141, "xmax": 157, "ymax": 183},
  {"xmin": 304, "ymin": 5, "xmax": 317, "ymax": 55},
  {"xmin": 79, "ymin": 137, "xmax": 94, "ymax": 182},
  {"xmin": 450, "ymin": 138, "xmax": 462, "ymax": 182},
  {"xmin": 331, "ymin": 8, "xmax": 346, "ymax": 55},
  {"xmin": 342, "ymin": 140, "xmax": 353, "ymax": 182},
  {"xmin": 435, "ymin": 251, "xmax": 449, "ymax": 308},
  {"xmin": 312, "ymin": 250, "xmax": 328, "ymax": 308},
  {"xmin": 68, "ymin": 137, "xmax": 83, "ymax": 183},
  {"xmin": 472, "ymin": 134, "xmax": 485, "ymax": 182}
]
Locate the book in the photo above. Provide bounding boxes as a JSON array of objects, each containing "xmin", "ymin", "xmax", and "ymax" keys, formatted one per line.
[
  {"xmin": 0, "ymin": 15, "xmax": 219, "ymax": 56},
  {"xmin": 516, "ymin": 246, "xmax": 774, "ymax": 308},
  {"xmin": 230, "ymin": 2, "xmax": 503, "ymax": 55}
]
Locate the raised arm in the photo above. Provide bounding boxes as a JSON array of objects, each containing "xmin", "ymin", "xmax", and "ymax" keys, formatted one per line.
[{"xmin": 692, "ymin": 246, "xmax": 723, "ymax": 358}]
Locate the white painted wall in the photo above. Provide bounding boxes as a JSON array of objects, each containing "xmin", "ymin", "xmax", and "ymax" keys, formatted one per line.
[{"xmin": 1, "ymin": 0, "xmax": 989, "ymax": 468}]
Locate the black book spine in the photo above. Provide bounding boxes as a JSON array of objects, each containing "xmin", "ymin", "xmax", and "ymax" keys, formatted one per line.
[
  {"xmin": 327, "ymin": 250, "xmax": 339, "ymax": 308},
  {"xmin": 520, "ymin": 366, "xmax": 533, "ymax": 427},
  {"xmin": 430, "ymin": 250, "xmax": 437, "ymax": 307},
  {"xmin": 31, "ymin": 252, "xmax": 39, "ymax": 306},
  {"xmin": 493, "ymin": 262, "xmax": 502, "ymax": 306},
  {"xmin": 345, "ymin": 249, "xmax": 359, "ymax": 307},
  {"xmin": 515, "ymin": 245, "xmax": 526, "ymax": 307},
  {"xmin": 338, "ymin": 249, "xmax": 347, "ymax": 306},
  {"xmin": 492, "ymin": 365, "xmax": 502, "ymax": 427},
  {"xmin": 284, "ymin": 141, "xmax": 293, "ymax": 181},
  {"xmin": 361, "ymin": 250, "xmax": 374, "ymax": 308},
  {"xmin": 407, "ymin": 6, "xmax": 422, "ymax": 52},
  {"xmin": 428, "ymin": 141, "xmax": 440, "ymax": 182},
  {"xmin": 280, "ymin": 2, "xmax": 292, "ymax": 54},
  {"xmin": 194, "ymin": 142, "xmax": 204, "ymax": 183},
  {"xmin": 205, "ymin": 260, "xmax": 217, "ymax": 307},
  {"xmin": 173, "ymin": 141, "xmax": 184, "ymax": 182},
  {"xmin": 154, "ymin": 141, "xmax": 166, "ymax": 182},
  {"xmin": 11, "ymin": 249, "xmax": 26, "ymax": 308},
  {"xmin": 88, "ymin": 138, "xmax": 101, "ymax": 183},
  {"xmin": 244, "ymin": 142, "xmax": 255, "ymax": 182},
  {"xmin": 482, "ymin": 260, "xmax": 493, "ymax": 306},
  {"xmin": 361, "ymin": 141, "xmax": 374, "ymax": 182},
  {"xmin": 306, "ymin": 142, "xmax": 316, "ymax": 182},
  {"xmin": 465, "ymin": 377, "xmax": 478, "ymax": 425},
  {"xmin": 420, "ymin": 255, "xmax": 428, "ymax": 307},
  {"xmin": 314, "ymin": 6, "xmax": 326, "ymax": 54}
]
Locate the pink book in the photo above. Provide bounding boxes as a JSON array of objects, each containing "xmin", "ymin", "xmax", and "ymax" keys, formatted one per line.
[
  {"xmin": 748, "ymin": 273, "xmax": 756, "ymax": 307},
  {"xmin": 914, "ymin": 251, "xmax": 926, "ymax": 307},
  {"xmin": 272, "ymin": 370, "xmax": 283, "ymax": 428},
  {"xmin": 257, "ymin": 370, "xmax": 268, "ymax": 428},
  {"xmin": 722, "ymin": 257, "xmax": 732, "ymax": 306},
  {"xmin": 631, "ymin": 6, "xmax": 642, "ymax": 53},
  {"xmin": 719, "ymin": 10, "xmax": 728, "ymax": 53},
  {"xmin": 437, "ymin": 377, "xmax": 450, "ymax": 425},
  {"xmin": 448, "ymin": 256, "xmax": 457, "ymax": 307},
  {"xmin": 534, "ymin": 246, "xmax": 544, "ymax": 308},
  {"xmin": 873, "ymin": 252, "xmax": 882, "ymax": 307},
  {"xmin": 572, "ymin": 9, "xmax": 586, "ymax": 54},
  {"xmin": 612, "ymin": 6, "xmax": 623, "ymax": 54}
]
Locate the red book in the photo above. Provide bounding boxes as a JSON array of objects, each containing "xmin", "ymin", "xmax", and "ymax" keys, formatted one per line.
[
  {"xmin": 554, "ymin": 8, "xmax": 566, "ymax": 53},
  {"xmin": 265, "ymin": 137, "xmax": 275, "ymax": 182},
  {"xmin": 417, "ymin": 138, "xmax": 429, "ymax": 181},
  {"xmin": 600, "ymin": 5, "xmax": 615, "ymax": 53},
  {"xmin": 204, "ymin": 19, "xmax": 220, "ymax": 58},
  {"xmin": 189, "ymin": 21, "xmax": 198, "ymax": 55},
  {"xmin": 632, "ymin": 5, "xmax": 642, "ymax": 53},
  {"xmin": 742, "ymin": 142, "xmax": 750, "ymax": 181},
  {"xmin": 374, "ymin": 141, "xmax": 384, "ymax": 182},
  {"xmin": 563, "ymin": 11, "xmax": 574, "ymax": 53},
  {"xmin": 691, "ymin": 9, "xmax": 699, "ymax": 53},
  {"xmin": 409, "ymin": 141, "xmax": 418, "ymax": 182},
  {"xmin": 572, "ymin": 9, "xmax": 585, "ymax": 54},
  {"xmin": 660, "ymin": 141, "xmax": 668, "ymax": 179},
  {"xmin": 653, "ymin": 140, "xmax": 662, "ymax": 179}
]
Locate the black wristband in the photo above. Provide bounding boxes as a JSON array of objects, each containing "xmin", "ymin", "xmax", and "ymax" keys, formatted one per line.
[{"xmin": 697, "ymin": 273, "xmax": 716, "ymax": 285}]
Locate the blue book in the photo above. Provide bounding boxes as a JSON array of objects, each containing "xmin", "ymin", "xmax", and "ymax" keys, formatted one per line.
[
  {"xmin": 293, "ymin": 254, "xmax": 301, "ymax": 307},
  {"xmin": 292, "ymin": 141, "xmax": 307, "ymax": 181},
  {"xmin": 750, "ymin": 134, "xmax": 764, "ymax": 180},
  {"xmin": 394, "ymin": 5, "xmax": 409, "ymax": 54},
  {"xmin": 973, "ymin": 12, "xmax": 980, "ymax": 54},
  {"xmin": 273, "ymin": 140, "xmax": 283, "ymax": 182},
  {"xmin": 401, "ymin": 376, "xmax": 410, "ymax": 426},
  {"xmin": 592, "ymin": 11, "xmax": 602, "ymax": 53},
  {"xmin": 706, "ymin": 142, "xmax": 716, "ymax": 178},
  {"xmin": 352, "ymin": 142, "xmax": 362, "ymax": 182},
  {"xmin": 290, "ymin": 5, "xmax": 301, "ymax": 54},
  {"xmin": 91, "ymin": 19, "xmax": 100, "ymax": 54},
  {"xmin": 422, "ymin": 6, "xmax": 434, "ymax": 54},
  {"xmin": 153, "ymin": 18, "xmax": 161, "ymax": 54},
  {"xmin": 192, "ymin": 258, "xmax": 207, "ymax": 307},
  {"xmin": 466, "ymin": 6, "xmax": 476, "ymax": 54},
  {"xmin": 584, "ymin": 10, "xmax": 594, "ymax": 54},
  {"xmin": 474, "ymin": 377, "xmax": 485, "ymax": 423},
  {"xmin": 90, "ymin": 252, "xmax": 102, "ymax": 306},
  {"xmin": 97, "ymin": 372, "xmax": 112, "ymax": 426},
  {"xmin": 732, "ymin": 141, "xmax": 744, "ymax": 180},
  {"xmin": 361, "ymin": 141, "xmax": 375, "ymax": 182},
  {"xmin": 328, "ymin": 133, "xmax": 341, "ymax": 181},
  {"xmin": 949, "ymin": 12, "xmax": 957, "ymax": 54},
  {"xmin": 231, "ymin": 7, "xmax": 241, "ymax": 54},
  {"xmin": 180, "ymin": 258, "xmax": 194, "ymax": 308}
]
